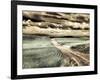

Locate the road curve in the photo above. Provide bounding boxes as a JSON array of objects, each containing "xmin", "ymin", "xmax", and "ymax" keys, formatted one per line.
[{"xmin": 51, "ymin": 38, "xmax": 89, "ymax": 66}]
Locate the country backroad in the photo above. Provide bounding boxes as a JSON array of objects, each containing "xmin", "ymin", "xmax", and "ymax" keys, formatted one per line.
[{"xmin": 51, "ymin": 38, "xmax": 89, "ymax": 66}]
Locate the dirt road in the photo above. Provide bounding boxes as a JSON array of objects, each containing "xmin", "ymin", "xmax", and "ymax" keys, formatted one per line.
[{"xmin": 51, "ymin": 39, "xmax": 89, "ymax": 66}]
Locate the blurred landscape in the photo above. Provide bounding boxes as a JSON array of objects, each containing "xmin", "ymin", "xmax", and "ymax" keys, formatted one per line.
[{"xmin": 22, "ymin": 11, "xmax": 90, "ymax": 68}]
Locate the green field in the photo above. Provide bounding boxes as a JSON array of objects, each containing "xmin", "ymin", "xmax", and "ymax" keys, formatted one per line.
[{"xmin": 22, "ymin": 36, "xmax": 89, "ymax": 68}]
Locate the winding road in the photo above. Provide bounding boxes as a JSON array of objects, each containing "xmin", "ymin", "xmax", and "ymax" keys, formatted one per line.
[{"xmin": 51, "ymin": 38, "xmax": 89, "ymax": 66}]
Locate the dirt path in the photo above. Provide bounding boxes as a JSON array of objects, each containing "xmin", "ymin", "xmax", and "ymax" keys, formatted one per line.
[{"xmin": 51, "ymin": 38, "xmax": 89, "ymax": 66}]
